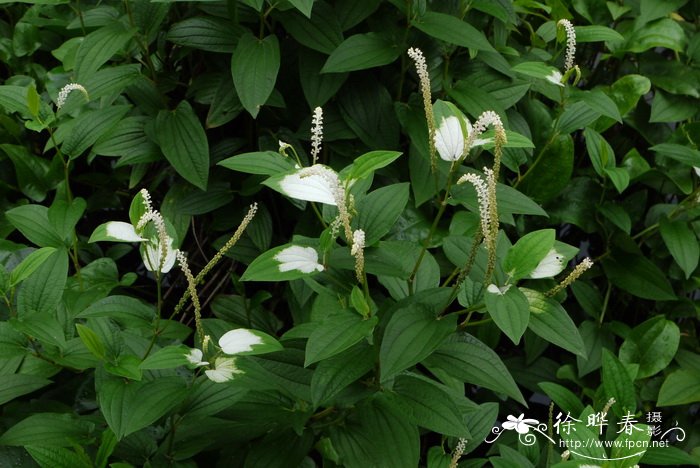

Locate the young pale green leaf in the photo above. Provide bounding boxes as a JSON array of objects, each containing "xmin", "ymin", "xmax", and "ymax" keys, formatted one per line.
[
  {"xmin": 0, "ymin": 374, "xmax": 52, "ymax": 406},
  {"xmin": 602, "ymin": 348, "xmax": 637, "ymax": 415},
  {"xmin": 657, "ymin": 370, "xmax": 700, "ymax": 406},
  {"xmin": 355, "ymin": 183, "xmax": 409, "ymax": 245},
  {"xmin": 502, "ymin": 229, "xmax": 556, "ymax": 280},
  {"xmin": 6, "ymin": 205, "xmax": 64, "ymax": 248},
  {"xmin": 411, "ymin": 11, "xmax": 494, "ymax": 51},
  {"xmin": 484, "ymin": 284, "xmax": 529, "ymax": 345},
  {"xmin": 391, "ymin": 373, "xmax": 470, "ymax": 438},
  {"xmin": 311, "ymin": 342, "xmax": 374, "ymax": 407},
  {"xmin": 241, "ymin": 244, "xmax": 324, "ymax": 282},
  {"xmin": 379, "ymin": 294, "xmax": 457, "ymax": 381},
  {"xmin": 321, "ymin": 33, "xmax": 399, "ymax": 74},
  {"xmin": 75, "ymin": 323, "xmax": 106, "ymax": 360},
  {"xmin": 155, "ymin": 100, "xmax": 210, "ymax": 190},
  {"xmin": 139, "ymin": 345, "xmax": 191, "ymax": 370},
  {"xmin": 218, "ymin": 151, "xmax": 295, "ymax": 175},
  {"xmin": 0, "ymin": 413, "xmax": 93, "ymax": 447},
  {"xmin": 98, "ymin": 377, "xmax": 188, "ymax": 440},
  {"xmin": 349, "ymin": 286, "xmax": 370, "ymax": 317},
  {"xmin": 522, "ymin": 288, "xmax": 586, "ymax": 357},
  {"xmin": 26, "ymin": 84, "xmax": 39, "ymax": 117},
  {"xmin": 603, "ymin": 255, "xmax": 676, "ymax": 301},
  {"xmin": 423, "ymin": 333, "xmax": 525, "ymax": 405},
  {"xmin": 9, "ymin": 246, "xmax": 57, "ymax": 287},
  {"xmin": 619, "ymin": 316, "xmax": 680, "ymax": 379},
  {"xmin": 231, "ymin": 33, "xmax": 280, "ymax": 118},
  {"xmin": 305, "ymin": 312, "xmax": 378, "ymax": 366},
  {"xmin": 346, "ymin": 150, "xmax": 402, "ymax": 181},
  {"xmin": 75, "ymin": 21, "xmax": 135, "ymax": 79},
  {"xmin": 584, "ymin": 127, "xmax": 616, "ymax": 177},
  {"xmin": 659, "ymin": 219, "xmax": 699, "ymax": 279},
  {"xmin": 511, "ymin": 62, "xmax": 563, "ymax": 86}
]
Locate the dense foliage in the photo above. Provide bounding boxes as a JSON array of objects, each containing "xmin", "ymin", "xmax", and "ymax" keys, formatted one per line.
[{"xmin": 0, "ymin": 0, "xmax": 699, "ymax": 467}]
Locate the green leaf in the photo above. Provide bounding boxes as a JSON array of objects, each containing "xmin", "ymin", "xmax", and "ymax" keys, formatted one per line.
[
  {"xmin": 584, "ymin": 127, "xmax": 615, "ymax": 177},
  {"xmin": 6, "ymin": 205, "xmax": 64, "ymax": 247},
  {"xmin": 518, "ymin": 134, "xmax": 574, "ymax": 202},
  {"xmin": 650, "ymin": 143, "xmax": 700, "ymax": 167},
  {"xmin": 522, "ymin": 288, "xmax": 587, "ymax": 357},
  {"xmin": 602, "ymin": 348, "xmax": 636, "ymax": 415},
  {"xmin": 0, "ymin": 85, "xmax": 30, "ymax": 115},
  {"xmin": 355, "ymin": 183, "xmax": 409, "ymax": 245},
  {"xmin": 104, "ymin": 355, "xmax": 142, "ymax": 381},
  {"xmin": 305, "ymin": 311, "xmax": 378, "ymax": 366},
  {"xmin": 390, "ymin": 373, "xmax": 470, "ymax": 438},
  {"xmin": 650, "ymin": 91, "xmax": 698, "ymax": 123},
  {"xmin": 311, "ymin": 342, "xmax": 374, "ymax": 407},
  {"xmin": 322, "ymin": 33, "xmax": 399, "ymax": 73},
  {"xmin": 75, "ymin": 323, "xmax": 106, "ymax": 360},
  {"xmin": 139, "ymin": 345, "xmax": 191, "ymax": 370},
  {"xmin": 9, "ymin": 247, "xmax": 57, "ymax": 287},
  {"xmin": 620, "ymin": 18, "xmax": 686, "ymax": 53},
  {"xmin": 575, "ymin": 25, "xmax": 624, "ymax": 43},
  {"xmin": 423, "ymin": 333, "xmax": 525, "ymax": 405},
  {"xmin": 231, "ymin": 33, "xmax": 280, "ymax": 118},
  {"xmin": 603, "ymin": 255, "xmax": 676, "ymax": 301},
  {"xmin": 347, "ymin": 150, "xmax": 402, "ymax": 181},
  {"xmin": 610, "ymin": 423, "xmax": 650, "ymax": 466},
  {"xmin": 451, "ymin": 181, "xmax": 548, "ymax": 218},
  {"xmin": 77, "ymin": 295, "xmax": 155, "ymax": 324},
  {"xmin": 289, "ymin": 0, "xmax": 314, "ymax": 17},
  {"xmin": 181, "ymin": 377, "xmax": 248, "ymax": 419},
  {"xmin": 25, "ymin": 446, "xmax": 91, "ymax": 468},
  {"xmin": 538, "ymin": 382, "xmax": 584, "ymax": 416},
  {"xmin": 0, "ymin": 374, "xmax": 52, "ymax": 406},
  {"xmin": 379, "ymin": 291, "xmax": 457, "ymax": 381},
  {"xmin": 0, "ymin": 413, "xmax": 93, "ymax": 447},
  {"xmin": 576, "ymin": 89, "xmax": 622, "ymax": 122},
  {"xmin": 330, "ymin": 398, "xmax": 419, "ymax": 468},
  {"xmin": 484, "ymin": 285, "xmax": 529, "ymax": 345},
  {"xmin": 511, "ymin": 62, "xmax": 562, "ymax": 84},
  {"xmin": 619, "ymin": 316, "xmax": 680, "ymax": 379},
  {"xmin": 604, "ymin": 166, "xmax": 630, "ymax": 193},
  {"xmin": 217, "ymin": 151, "xmax": 295, "ymax": 175},
  {"xmin": 1, "ymin": 144, "xmax": 53, "ymax": 202},
  {"xmin": 75, "ymin": 21, "xmax": 135, "ymax": 79},
  {"xmin": 61, "ymin": 106, "xmax": 130, "ymax": 159},
  {"xmin": 657, "ymin": 370, "xmax": 700, "ymax": 406},
  {"xmin": 557, "ymin": 102, "xmax": 601, "ymax": 134},
  {"xmin": 278, "ymin": 2, "xmax": 343, "ymax": 54},
  {"xmin": 241, "ymin": 244, "xmax": 324, "ymax": 282},
  {"xmin": 155, "ymin": 100, "xmax": 210, "ymax": 190},
  {"xmin": 98, "ymin": 377, "xmax": 188, "ymax": 440},
  {"xmin": 503, "ymin": 229, "xmax": 556, "ymax": 280},
  {"xmin": 167, "ymin": 17, "xmax": 242, "ymax": 53},
  {"xmin": 599, "ymin": 203, "xmax": 631, "ymax": 234},
  {"xmin": 26, "ymin": 84, "xmax": 39, "ymax": 117},
  {"xmin": 48, "ymin": 198, "xmax": 86, "ymax": 243},
  {"xmin": 659, "ymin": 219, "xmax": 699, "ymax": 279},
  {"xmin": 16, "ymin": 249, "xmax": 68, "ymax": 319},
  {"xmin": 412, "ymin": 12, "xmax": 494, "ymax": 51},
  {"xmin": 299, "ymin": 50, "xmax": 348, "ymax": 107}
]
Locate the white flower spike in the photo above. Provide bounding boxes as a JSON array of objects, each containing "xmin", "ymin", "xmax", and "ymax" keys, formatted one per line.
[
  {"xmin": 310, "ymin": 106, "xmax": 324, "ymax": 164},
  {"xmin": 218, "ymin": 328, "xmax": 264, "ymax": 355},
  {"xmin": 275, "ymin": 245, "xmax": 324, "ymax": 273},
  {"xmin": 204, "ymin": 357, "xmax": 242, "ymax": 383},
  {"xmin": 56, "ymin": 83, "xmax": 88, "ymax": 109},
  {"xmin": 557, "ymin": 19, "xmax": 576, "ymax": 72}
]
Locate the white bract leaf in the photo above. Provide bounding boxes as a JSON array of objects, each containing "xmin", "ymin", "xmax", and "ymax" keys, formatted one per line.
[
  {"xmin": 105, "ymin": 221, "xmax": 145, "ymax": 242},
  {"xmin": 487, "ymin": 283, "xmax": 511, "ymax": 295},
  {"xmin": 435, "ymin": 115, "xmax": 467, "ymax": 161},
  {"xmin": 204, "ymin": 357, "xmax": 242, "ymax": 383},
  {"xmin": 694, "ymin": 166, "xmax": 700, "ymax": 177},
  {"xmin": 185, "ymin": 348, "xmax": 209, "ymax": 367},
  {"xmin": 274, "ymin": 245, "xmax": 324, "ymax": 273},
  {"xmin": 219, "ymin": 328, "xmax": 264, "ymax": 355},
  {"xmin": 279, "ymin": 171, "xmax": 336, "ymax": 205},
  {"xmin": 529, "ymin": 248, "xmax": 566, "ymax": 279},
  {"xmin": 545, "ymin": 70, "xmax": 565, "ymax": 87},
  {"xmin": 142, "ymin": 236, "xmax": 177, "ymax": 273}
]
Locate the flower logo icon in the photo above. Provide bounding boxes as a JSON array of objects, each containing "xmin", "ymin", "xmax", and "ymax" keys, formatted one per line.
[{"xmin": 502, "ymin": 414, "xmax": 540, "ymax": 434}]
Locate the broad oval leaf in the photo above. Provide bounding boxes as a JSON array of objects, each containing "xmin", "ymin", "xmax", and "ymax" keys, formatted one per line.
[
  {"xmin": 412, "ymin": 11, "xmax": 494, "ymax": 51},
  {"xmin": 484, "ymin": 284, "xmax": 529, "ymax": 345},
  {"xmin": 522, "ymin": 288, "xmax": 586, "ymax": 357},
  {"xmin": 231, "ymin": 33, "xmax": 280, "ymax": 118},
  {"xmin": 322, "ymin": 33, "xmax": 399, "ymax": 74}
]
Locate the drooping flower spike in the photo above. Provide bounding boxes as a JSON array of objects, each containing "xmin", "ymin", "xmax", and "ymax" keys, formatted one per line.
[
  {"xmin": 407, "ymin": 47, "xmax": 437, "ymax": 170},
  {"xmin": 56, "ymin": 83, "xmax": 89, "ymax": 109}
]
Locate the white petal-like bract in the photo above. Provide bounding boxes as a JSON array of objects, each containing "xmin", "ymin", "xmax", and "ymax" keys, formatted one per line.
[
  {"xmin": 435, "ymin": 115, "xmax": 466, "ymax": 161},
  {"xmin": 279, "ymin": 172, "xmax": 336, "ymax": 205},
  {"xmin": 186, "ymin": 348, "xmax": 209, "ymax": 367},
  {"xmin": 545, "ymin": 70, "xmax": 565, "ymax": 87},
  {"xmin": 487, "ymin": 283, "xmax": 511, "ymax": 295},
  {"xmin": 274, "ymin": 245, "xmax": 324, "ymax": 273},
  {"xmin": 204, "ymin": 357, "xmax": 241, "ymax": 383},
  {"xmin": 219, "ymin": 328, "xmax": 264, "ymax": 355},
  {"xmin": 529, "ymin": 248, "xmax": 566, "ymax": 279},
  {"xmin": 105, "ymin": 221, "xmax": 145, "ymax": 242}
]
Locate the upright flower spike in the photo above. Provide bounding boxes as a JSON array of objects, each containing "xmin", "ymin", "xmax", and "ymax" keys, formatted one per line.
[
  {"xmin": 310, "ymin": 106, "xmax": 323, "ymax": 164},
  {"xmin": 457, "ymin": 172, "xmax": 490, "ymax": 240},
  {"xmin": 546, "ymin": 257, "xmax": 594, "ymax": 296},
  {"xmin": 56, "ymin": 83, "xmax": 89, "ymax": 109},
  {"xmin": 449, "ymin": 438, "xmax": 468, "ymax": 468},
  {"xmin": 407, "ymin": 48, "xmax": 437, "ymax": 171},
  {"xmin": 557, "ymin": 19, "xmax": 576, "ymax": 72},
  {"xmin": 351, "ymin": 229, "xmax": 366, "ymax": 283}
]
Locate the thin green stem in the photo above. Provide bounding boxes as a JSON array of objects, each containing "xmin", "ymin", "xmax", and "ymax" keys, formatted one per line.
[{"xmin": 598, "ymin": 281, "xmax": 612, "ymax": 326}]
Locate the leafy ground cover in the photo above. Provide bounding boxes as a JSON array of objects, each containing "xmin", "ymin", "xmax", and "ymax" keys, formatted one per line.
[{"xmin": 0, "ymin": 0, "xmax": 699, "ymax": 467}]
